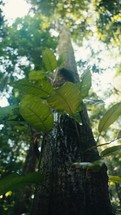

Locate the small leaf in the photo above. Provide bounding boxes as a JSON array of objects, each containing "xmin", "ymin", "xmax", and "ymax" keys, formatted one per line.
[
  {"xmin": 79, "ymin": 69, "xmax": 91, "ymax": 98},
  {"xmin": 109, "ymin": 176, "xmax": 121, "ymax": 184},
  {"xmin": 29, "ymin": 71, "xmax": 45, "ymax": 81},
  {"xmin": 48, "ymin": 82, "xmax": 82, "ymax": 115},
  {"xmin": 13, "ymin": 79, "xmax": 53, "ymax": 99},
  {"xmin": 98, "ymin": 102, "xmax": 121, "ymax": 133},
  {"xmin": 20, "ymin": 95, "xmax": 54, "ymax": 132},
  {"xmin": 42, "ymin": 48, "xmax": 58, "ymax": 72},
  {"xmin": 100, "ymin": 145, "xmax": 121, "ymax": 157},
  {"xmin": 0, "ymin": 172, "xmax": 43, "ymax": 195}
]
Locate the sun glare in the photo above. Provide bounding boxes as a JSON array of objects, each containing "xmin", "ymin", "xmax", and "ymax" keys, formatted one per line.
[
  {"xmin": 0, "ymin": 97, "xmax": 9, "ymax": 107},
  {"xmin": 3, "ymin": 0, "xmax": 30, "ymax": 21}
]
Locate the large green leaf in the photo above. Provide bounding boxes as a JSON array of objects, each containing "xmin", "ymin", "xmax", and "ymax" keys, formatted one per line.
[
  {"xmin": 79, "ymin": 69, "xmax": 92, "ymax": 98},
  {"xmin": 29, "ymin": 70, "xmax": 45, "ymax": 81},
  {"xmin": 20, "ymin": 95, "xmax": 54, "ymax": 132},
  {"xmin": 0, "ymin": 172, "xmax": 43, "ymax": 195},
  {"xmin": 0, "ymin": 105, "xmax": 18, "ymax": 121},
  {"xmin": 42, "ymin": 48, "xmax": 58, "ymax": 72},
  {"xmin": 48, "ymin": 82, "xmax": 82, "ymax": 115},
  {"xmin": 109, "ymin": 176, "xmax": 121, "ymax": 184},
  {"xmin": 98, "ymin": 102, "xmax": 121, "ymax": 133},
  {"xmin": 100, "ymin": 145, "xmax": 121, "ymax": 157},
  {"xmin": 13, "ymin": 79, "xmax": 53, "ymax": 99}
]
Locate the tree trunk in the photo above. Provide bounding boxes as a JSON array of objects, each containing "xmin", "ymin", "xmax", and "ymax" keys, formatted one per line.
[{"xmin": 32, "ymin": 28, "xmax": 114, "ymax": 215}]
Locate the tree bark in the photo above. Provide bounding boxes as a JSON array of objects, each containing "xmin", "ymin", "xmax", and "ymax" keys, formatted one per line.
[{"xmin": 32, "ymin": 28, "xmax": 114, "ymax": 215}]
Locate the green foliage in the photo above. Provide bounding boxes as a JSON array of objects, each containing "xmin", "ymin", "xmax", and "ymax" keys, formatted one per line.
[
  {"xmin": 13, "ymin": 79, "xmax": 53, "ymax": 99},
  {"xmin": 109, "ymin": 176, "xmax": 121, "ymax": 184},
  {"xmin": 42, "ymin": 48, "xmax": 58, "ymax": 72},
  {"xmin": 98, "ymin": 102, "xmax": 121, "ymax": 133},
  {"xmin": 0, "ymin": 105, "xmax": 18, "ymax": 121},
  {"xmin": 95, "ymin": 0, "xmax": 121, "ymax": 45},
  {"xmin": 13, "ymin": 68, "xmax": 91, "ymax": 131},
  {"xmin": 4, "ymin": 14, "xmax": 57, "ymax": 72},
  {"xmin": 117, "ymin": 130, "xmax": 121, "ymax": 139},
  {"xmin": 48, "ymin": 82, "xmax": 83, "ymax": 115},
  {"xmin": 79, "ymin": 69, "xmax": 92, "ymax": 98},
  {"xmin": 20, "ymin": 95, "xmax": 54, "ymax": 132},
  {"xmin": 101, "ymin": 145, "xmax": 121, "ymax": 157},
  {"xmin": 0, "ymin": 172, "xmax": 43, "ymax": 195},
  {"xmin": 29, "ymin": 71, "xmax": 45, "ymax": 81},
  {"xmin": 1, "ymin": 0, "xmax": 121, "ymax": 212}
]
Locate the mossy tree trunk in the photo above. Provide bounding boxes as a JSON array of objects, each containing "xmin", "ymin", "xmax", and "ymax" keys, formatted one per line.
[{"xmin": 32, "ymin": 28, "xmax": 114, "ymax": 215}]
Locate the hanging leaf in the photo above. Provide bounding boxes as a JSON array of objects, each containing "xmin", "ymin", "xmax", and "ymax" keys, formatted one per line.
[
  {"xmin": 0, "ymin": 172, "xmax": 43, "ymax": 195},
  {"xmin": 109, "ymin": 176, "xmax": 121, "ymax": 184},
  {"xmin": 48, "ymin": 82, "xmax": 82, "ymax": 115},
  {"xmin": 29, "ymin": 71, "xmax": 45, "ymax": 81},
  {"xmin": 20, "ymin": 95, "xmax": 54, "ymax": 132},
  {"xmin": 79, "ymin": 69, "xmax": 92, "ymax": 98},
  {"xmin": 42, "ymin": 48, "xmax": 58, "ymax": 72},
  {"xmin": 98, "ymin": 102, "xmax": 121, "ymax": 133},
  {"xmin": 13, "ymin": 79, "xmax": 54, "ymax": 99},
  {"xmin": 0, "ymin": 105, "xmax": 18, "ymax": 121},
  {"xmin": 100, "ymin": 145, "xmax": 121, "ymax": 157}
]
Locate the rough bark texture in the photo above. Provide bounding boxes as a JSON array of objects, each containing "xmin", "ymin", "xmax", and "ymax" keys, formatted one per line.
[{"xmin": 32, "ymin": 28, "xmax": 114, "ymax": 215}]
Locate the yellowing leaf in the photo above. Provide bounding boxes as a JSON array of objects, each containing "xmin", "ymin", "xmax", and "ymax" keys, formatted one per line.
[
  {"xmin": 109, "ymin": 176, "xmax": 121, "ymax": 184},
  {"xmin": 98, "ymin": 102, "xmax": 121, "ymax": 133},
  {"xmin": 20, "ymin": 95, "xmax": 54, "ymax": 132}
]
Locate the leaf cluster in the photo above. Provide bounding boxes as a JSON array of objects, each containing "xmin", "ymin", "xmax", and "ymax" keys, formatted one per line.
[{"xmin": 12, "ymin": 49, "xmax": 91, "ymax": 133}]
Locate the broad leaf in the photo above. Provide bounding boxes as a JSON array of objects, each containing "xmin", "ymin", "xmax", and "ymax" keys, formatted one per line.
[
  {"xmin": 29, "ymin": 71, "xmax": 45, "ymax": 80},
  {"xmin": 13, "ymin": 79, "xmax": 53, "ymax": 99},
  {"xmin": 79, "ymin": 69, "xmax": 91, "ymax": 98},
  {"xmin": 42, "ymin": 48, "xmax": 58, "ymax": 72},
  {"xmin": 48, "ymin": 82, "xmax": 82, "ymax": 115},
  {"xmin": 98, "ymin": 102, "xmax": 121, "ymax": 133},
  {"xmin": 109, "ymin": 176, "xmax": 121, "ymax": 184},
  {"xmin": 0, "ymin": 172, "xmax": 43, "ymax": 195},
  {"xmin": 20, "ymin": 95, "xmax": 54, "ymax": 132},
  {"xmin": 100, "ymin": 145, "xmax": 121, "ymax": 157}
]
